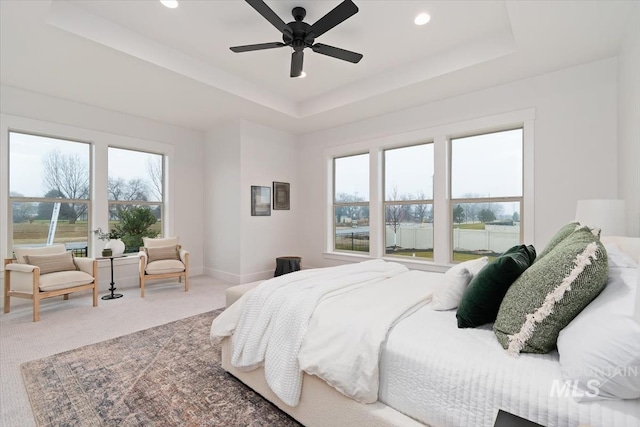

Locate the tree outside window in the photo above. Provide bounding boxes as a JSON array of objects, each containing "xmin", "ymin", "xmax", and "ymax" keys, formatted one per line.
[
  {"xmin": 108, "ymin": 147, "xmax": 164, "ymax": 253},
  {"xmin": 9, "ymin": 132, "xmax": 90, "ymax": 252}
]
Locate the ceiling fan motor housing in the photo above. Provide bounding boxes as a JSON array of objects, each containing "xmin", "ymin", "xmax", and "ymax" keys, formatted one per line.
[{"xmin": 284, "ymin": 7, "xmax": 314, "ymax": 51}]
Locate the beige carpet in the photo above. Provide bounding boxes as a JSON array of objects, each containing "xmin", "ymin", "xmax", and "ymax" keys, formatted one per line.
[
  {"xmin": 21, "ymin": 309, "xmax": 300, "ymax": 427},
  {"xmin": 0, "ymin": 276, "xmax": 231, "ymax": 427}
]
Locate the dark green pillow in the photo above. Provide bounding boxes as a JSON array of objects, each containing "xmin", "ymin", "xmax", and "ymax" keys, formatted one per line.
[
  {"xmin": 536, "ymin": 221, "xmax": 579, "ymax": 261},
  {"xmin": 494, "ymin": 226, "xmax": 608, "ymax": 355},
  {"xmin": 456, "ymin": 245, "xmax": 536, "ymax": 328}
]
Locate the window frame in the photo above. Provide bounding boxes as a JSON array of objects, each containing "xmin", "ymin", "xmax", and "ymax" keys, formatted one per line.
[
  {"xmin": 1, "ymin": 113, "xmax": 176, "ymax": 262},
  {"xmin": 383, "ymin": 142, "xmax": 434, "ymax": 260},
  {"xmin": 7, "ymin": 130, "xmax": 93, "ymax": 256},
  {"xmin": 332, "ymin": 153, "xmax": 370, "ymax": 254},
  {"xmin": 107, "ymin": 146, "xmax": 166, "ymax": 252},
  {"xmin": 449, "ymin": 127, "xmax": 524, "ymax": 263},
  {"xmin": 324, "ymin": 108, "xmax": 535, "ymax": 270}
]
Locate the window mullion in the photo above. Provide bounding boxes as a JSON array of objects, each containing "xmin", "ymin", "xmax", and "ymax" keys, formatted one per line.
[
  {"xmin": 369, "ymin": 147, "xmax": 382, "ymax": 258},
  {"xmin": 93, "ymin": 143, "xmax": 109, "ymax": 256},
  {"xmin": 433, "ymin": 135, "xmax": 450, "ymax": 264}
]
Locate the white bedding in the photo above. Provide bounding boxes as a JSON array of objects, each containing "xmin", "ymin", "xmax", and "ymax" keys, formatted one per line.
[
  {"xmin": 210, "ymin": 259, "xmax": 409, "ymax": 406},
  {"xmin": 379, "ymin": 308, "xmax": 640, "ymax": 427},
  {"xmin": 212, "ymin": 252, "xmax": 640, "ymax": 426},
  {"xmin": 299, "ymin": 270, "xmax": 441, "ymax": 403}
]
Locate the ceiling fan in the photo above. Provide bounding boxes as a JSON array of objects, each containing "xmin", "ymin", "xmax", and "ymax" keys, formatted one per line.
[{"xmin": 230, "ymin": 0, "xmax": 363, "ymax": 78}]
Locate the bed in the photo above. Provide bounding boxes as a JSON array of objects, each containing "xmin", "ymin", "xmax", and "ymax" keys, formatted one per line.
[{"xmin": 211, "ymin": 236, "xmax": 640, "ymax": 427}]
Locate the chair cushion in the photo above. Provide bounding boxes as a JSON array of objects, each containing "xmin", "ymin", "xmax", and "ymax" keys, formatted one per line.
[
  {"xmin": 145, "ymin": 259, "xmax": 185, "ymax": 275},
  {"xmin": 25, "ymin": 252, "xmax": 77, "ymax": 275},
  {"xmin": 39, "ymin": 271, "xmax": 95, "ymax": 292},
  {"xmin": 14, "ymin": 244, "xmax": 66, "ymax": 264},
  {"xmin": 145, "ymin": 245, "xmax": 180, "ymax": 263},
  {"xmin": 143, "ymin": 236, "xmax": 179, "ymax": 248}
]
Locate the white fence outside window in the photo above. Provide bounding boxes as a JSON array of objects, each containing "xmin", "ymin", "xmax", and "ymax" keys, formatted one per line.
[{"xmin": 386, "ymin": 224, "xmax": 520, "ymax": 254}]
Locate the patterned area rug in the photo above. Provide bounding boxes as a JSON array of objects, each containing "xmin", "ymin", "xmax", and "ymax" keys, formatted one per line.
[{"xmin": 21, "ymin": 309, "xmax": 301, "ymax": 426}]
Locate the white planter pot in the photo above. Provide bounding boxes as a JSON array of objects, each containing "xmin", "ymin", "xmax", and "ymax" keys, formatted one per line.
[{"xmin": 105, "ymin": 239, "xmax": 125, "ymax": 257}]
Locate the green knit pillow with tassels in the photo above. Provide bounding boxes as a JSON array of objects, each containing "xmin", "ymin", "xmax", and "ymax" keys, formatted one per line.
[
  {"xmin": 494, "ymin": 226, "xmax": 609, "ymax": 355},
  {"xmin": 536, "ymin": 221, "xmax": 579, "ymax": 261}
]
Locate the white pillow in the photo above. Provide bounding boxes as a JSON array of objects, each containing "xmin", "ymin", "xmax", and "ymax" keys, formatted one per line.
[
  {"xmin": 605, "ymin": 244, "xmax": 638, "ymax": 268},
  {"xmin": 429, "ymin": 257, "xmax": 489, "ymax": 311},
  {"xmin": 557, "ymin": 265, "xmax": 640, "ymax": 401}
]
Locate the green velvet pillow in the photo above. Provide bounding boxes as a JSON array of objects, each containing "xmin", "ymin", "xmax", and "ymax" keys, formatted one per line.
[
  {"xmin": 536, "ymin": 221, "xmax": 579, "ymax": 261},
  {"xmin": 456, "ymin": 245, "xmax": 536, "ymax": 328},
  {"xmin": 494, "ymin": 226, "xmax": 609, "ymax": 355}
]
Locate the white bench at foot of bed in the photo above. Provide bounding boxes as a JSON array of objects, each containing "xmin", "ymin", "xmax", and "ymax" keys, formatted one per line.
[{"xmin": 221, "ymin": 337, "xmax": 427, "ymax": 427}]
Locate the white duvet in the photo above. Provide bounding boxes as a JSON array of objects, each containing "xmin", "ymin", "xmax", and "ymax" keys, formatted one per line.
[
  {"xmin": 299, "ymin": 269, "xmax": 441, "ymax": 403},
  {"xmin": 210, "ymin": 259, "xmax": 416, "ymax": 406}
]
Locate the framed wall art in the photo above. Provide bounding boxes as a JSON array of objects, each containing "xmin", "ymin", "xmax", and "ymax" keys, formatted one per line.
[
  {"xmin": 251, "ymin": 186, "xmax": 271, "ymax": 216},
  {"xmin": 273, "ymin": 181, "xmax": 290, "ymax": 210}
]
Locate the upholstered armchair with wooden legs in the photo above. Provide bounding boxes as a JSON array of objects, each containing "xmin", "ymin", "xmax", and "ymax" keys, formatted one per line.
[
  {"xmin": 4, "ymin": 244, "xmax": 98, "ymax": 322},
  {"xmin": 138, "ymin": 237, "xmax": 189, "ymax": 298}
]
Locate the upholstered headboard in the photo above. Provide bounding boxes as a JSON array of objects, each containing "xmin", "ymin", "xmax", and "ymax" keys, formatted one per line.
[
  {"xmin": 601, "ymin": 236, "xmax": 640, "ymax": 322},
  {"xmin": 601, "ymin": 236, "xmax": 640, "ymax": 261}
]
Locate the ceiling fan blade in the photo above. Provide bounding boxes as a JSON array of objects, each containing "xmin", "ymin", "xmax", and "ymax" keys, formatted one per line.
[
  {"xmin": 311, "ymin": 43, "xmax": 363, "ymax": 63},
  {"xmin": 290, "ymin": 51, "xmax": 304, "ymax": 78},
  {"xmin": 309, "ymin": 0, "xmax": 359, "ymax": 38},
  {"xmin": 245, "ymin": 0, "xmax": 292, "ymax": 36},
  {"xmin": 230, "ymin": 42, "xmax": 285, "ymax": 53}
]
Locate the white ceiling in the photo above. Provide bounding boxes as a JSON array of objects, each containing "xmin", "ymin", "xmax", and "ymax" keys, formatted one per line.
[{"xmin": 0, "ymin": 0, "xmax": 637, "ymax": 134}]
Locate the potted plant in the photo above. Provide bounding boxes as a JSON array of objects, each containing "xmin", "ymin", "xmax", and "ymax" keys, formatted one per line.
[
  {"xmin": 94, "ymin": 227, "xmax": 125, "ymax": 257},
  {"xmin": 112, "ymin": 207, "xmax": 160, "ymax": 253}
]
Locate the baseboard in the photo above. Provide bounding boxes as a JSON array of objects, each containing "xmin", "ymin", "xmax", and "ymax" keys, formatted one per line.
[
  {"xmin": 205, "ymin": 268, "xmax": 241, "ymax": 285},
  {"xmin": 240, "ymin": 270, "xmax": 274, "ymax": 283},
  {"xmin": 204, "ymin": 268, "xmax": 275, "ymax": 285}
]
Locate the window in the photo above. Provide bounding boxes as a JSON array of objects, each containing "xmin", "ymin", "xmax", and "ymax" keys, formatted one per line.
[
  {"xmin": 9, "ymin": 132, "xmax": 91, "ymax": 255},
  {"xmin": 384, "ymin": 144, "xmax": 434, "ymax": 259},
  {"xmin": 108, "ymin": 147, "xmax": 164, "ymax": 253},
  {"xmin": 333, "ymin": 153, "xmax": 369, "ymax": 253},
  {"xmin": 327, "ymin": 110, "xmax": 532, "ymax": 266},
  {"xmin": 450, "ymin": 128, "xmax": 523, "ymax": 261}
]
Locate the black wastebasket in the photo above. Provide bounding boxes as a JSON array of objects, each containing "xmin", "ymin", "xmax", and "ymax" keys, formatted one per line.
[{"xmin": 274, "ymin": 256, "xmax": 301, "ymax": 277}]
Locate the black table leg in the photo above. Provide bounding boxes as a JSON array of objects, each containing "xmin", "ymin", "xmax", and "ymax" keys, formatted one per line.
[{"xmin": 102, "ymin": 257, "xmax": 123, "ymax": 300}]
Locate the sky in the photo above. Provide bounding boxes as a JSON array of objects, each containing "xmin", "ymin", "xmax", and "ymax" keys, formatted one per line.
[
  {"xmin": 9, "ymin": 132, "xmax": 161, "ymax": 198},
  {"xmin": 11, "ymin": 129, "xmax": 522, "ymax": 214},
  {"xmin": 335, "ymin": 129, "xmax": 522, "ymax": 202}
]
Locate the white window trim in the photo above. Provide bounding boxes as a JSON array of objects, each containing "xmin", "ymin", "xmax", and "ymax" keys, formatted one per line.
[
  {"xmin": 1, "ymin": 113, "xmax": 175, "ymax": 262},
  {"xmin": 323, "ymin": 108, "xmax": 535, "ymax": 271}
]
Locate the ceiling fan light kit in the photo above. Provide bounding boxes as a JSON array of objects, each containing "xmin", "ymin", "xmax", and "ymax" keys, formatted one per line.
[
  {"xmin": 160, "ymin": 0, "xmax": 179, "ymax": 9},
  {"xmin": 230, "ymin": 0, "xmax": 363, "ymax": 78}
]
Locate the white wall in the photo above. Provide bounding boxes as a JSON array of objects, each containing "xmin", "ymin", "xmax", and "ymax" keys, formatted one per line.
[
  {"xmin": 297, "ymin": 58, "xmax": 619, "ymax": 269},
  {"xmin": 204, "ymin": 119, "xmax": 299, "ymax": 284},
  {"xmin": 240, "ymin": 121, "xmax": 298, "ymax": 280},
  {"xmin": 0, "ymin": 85, "xmax": 206, "ymax": 300},
  {"xmin": 204, "ymin": 121, "xmax": 242, "ymax": 282},
  {"xmin": 617, "ymin": 18, "xmax": 640, "ymax": 237}
]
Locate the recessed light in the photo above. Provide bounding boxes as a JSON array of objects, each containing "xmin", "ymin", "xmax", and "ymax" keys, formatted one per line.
[
  {"xmin": 298, "ymin": 71, "xmax": 307, "ymax": 78},
  {"xmin": 414, "ymin": 13, "xmax": 431, "ymax": 26},
  {"xmin": 160, "ymin": 0, "xmax": 179, "ymax": 9}
]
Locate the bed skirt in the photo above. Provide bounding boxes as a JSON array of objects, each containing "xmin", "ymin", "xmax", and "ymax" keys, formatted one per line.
[{"xmin": 221, "ymin": 337, "xmax": 427, "ymax": 427}]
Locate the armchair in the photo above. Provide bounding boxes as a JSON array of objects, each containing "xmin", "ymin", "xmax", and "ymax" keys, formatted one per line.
[
  {"xmin": 4, "ymin": 244, "xmax": 98, "ymax": 322},
  {"xmin": 138, "ymin": 237, "xmax": 189, "ymax": 298}
]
